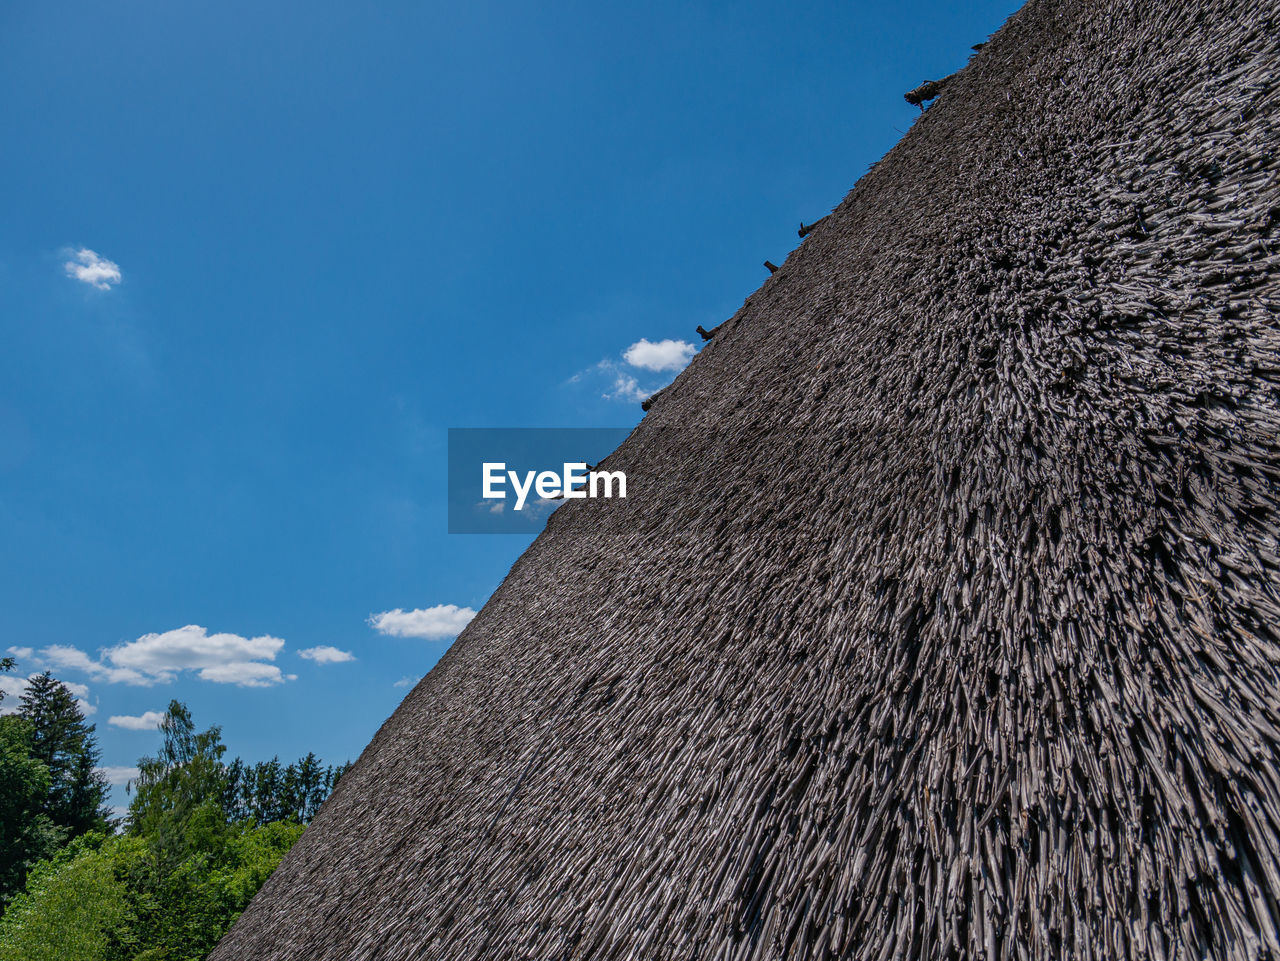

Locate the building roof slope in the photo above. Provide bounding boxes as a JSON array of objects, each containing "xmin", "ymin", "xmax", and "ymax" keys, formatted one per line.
[{"xmin": 212, "ymin": 1, "xmax": 1280, "ymax": 957}]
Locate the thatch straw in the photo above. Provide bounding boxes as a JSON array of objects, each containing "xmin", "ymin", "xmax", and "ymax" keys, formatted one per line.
[{"xmin": 212, "ymin": 0, "xmax": 1280, "ymax": 957}]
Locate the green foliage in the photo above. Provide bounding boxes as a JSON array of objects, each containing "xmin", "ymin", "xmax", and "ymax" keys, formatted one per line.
[
  {"xmin": 18, "ymin": 672, "xmax": 110, "ymax": 839},
  {"xmin": 221, "ymin": 751, "xmax": 349, "ymax": 825},
  {"xmin": 0, "ymin": 823, "xmax": 304, "ymax": 961},
  {"xmin": 0, "ymin": 663, "xmax": 110, "ymax": 909},
  {"xmin": 2, "ymin": 695, "xmax": 341, "ymax": 958},
  {"xmin": 128, "ymin": 701, "xmax": 229, "ymax": 870},
  {"xmin": 123, "ymin": 820, "xmax": 304, "ymax": 961},
  {"xmin": 0, "ymin": 717, "xmax": 60, "ymax": 908},
  {"xmin": 0, "ymin": 833, "xmax": 132, "ymax": 961},
  {"xmin": 127, "ymin": 700, "xmax": 349, "ymax": 838}
]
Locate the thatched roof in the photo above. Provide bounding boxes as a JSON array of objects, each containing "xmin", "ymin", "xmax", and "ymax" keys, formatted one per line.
[{"xmin": 212, "ymin": 0, "xmax": 1280, "ymax": 957}]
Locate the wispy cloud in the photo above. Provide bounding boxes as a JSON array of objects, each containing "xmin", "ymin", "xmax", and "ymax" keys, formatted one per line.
[
  {"xmin": 569, "ymin": 337, "xmax": 698, "ymax": 403},
  {"xmin": 393, "ymin": 675, "xmax": 422, "ymax": 688},
  {"xmin": 369, "ymin": 605, "xmax": 476, "ymax": 640},
  {"xmin": 40, "ymin": 625, "xmax": 295, "ymax": 688},
  {"xmin": 95, "ymin": 765, "xmax": 139, "ymax": 786},
  {"xmin": 108, "ymin": 710, "xmax": 166, "ymax": 731},
  {"xmin": 6, "ymin": 646, "xmax": 33, "ymax": 660},
  {"xmin": 623, "ymin": 338, "xmax": 696, "ymax": 372},
  {"xmin": 298, "ymin": 645, "xmax": 355, "ymax": 664},
  {"xmin": 64, "ymin": 248, "xmax": 122, "ymax": 290},
  {"xmin": 606, "ymin": 373, "xmax": 651, "ymax": 403}
]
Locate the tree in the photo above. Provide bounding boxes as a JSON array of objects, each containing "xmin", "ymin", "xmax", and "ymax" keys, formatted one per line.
[
  {"xmin": 251, "ymin": 756, "xmax": 283, "ymax": 823},
  {"xmin": 293, "ymin": 752, "xmax": 323, "ymax": 822},
  {"xmin": 0, "ymin": 717, "xmax": 59, "ymax": 910},
  {"xmin": 1, "ymin": 696, "xmax": 347, "ymax": 954},
  {"xmin": 0, "ymin": 659, "xmax": 62, "ymax": 909},
  {"xmin": 124, "ymin": 820, "xmax": 304, "ymax": 960},
  {"xmin": 0, "ymin": 832, "xmax": 134, "ymax": 961},
  {"xmin": 220, "ymin": 756, "xmax": 249, "ymax": 822},
  {"xmin": 127, "ymin": 700, "xmax": 228, "ymax": 869},
  {"xmin": 221, "ymin": 751, "xmax": 348, "ymax": 825},
  {"xmin": 17, "ymin": 673, "xmax": 109, "ymax": 840}
]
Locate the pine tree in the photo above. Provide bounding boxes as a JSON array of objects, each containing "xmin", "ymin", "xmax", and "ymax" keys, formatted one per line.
[
  {"xmin": 252, "ymin": 757, "xmax": 283, "ymax": 823},
  {"xmin": 221, "ymin": 756, "xmax": 248, "ymax": 822},
  {"xmin": 16, "ymin": 673, "xmax": 109, "ymax": 840},
  {"xmin": 294, "ymin": 752, "xmax": 323, "ymax": 822},
  {"xmin": 0, "ymin": 660, "xmax": 62, "ymax": 909}
]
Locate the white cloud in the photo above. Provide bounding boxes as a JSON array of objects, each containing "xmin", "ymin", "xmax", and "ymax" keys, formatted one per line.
[
  {"xmin": 199, "ymin": 662, "xmax": 294, "ymax": 685},
  {"xmin": 95, "ymin": 766, "xmax": 138, "ymax": 786},
  {"xmin": 369, "ymin": 605, "xmax": 476, "ymax": 640},
  {"xmin": 7, "ymin": 647, "xmax": 33, "ymax": 660},
  {"xmin": 41, "ymin": 645, "xmax": 148, "ymax": 685},
  {"xmin": 605, "ymin": 373, "xmax": 651, "ymax": 403},
  {"xmin": 111, "ymin": 626, "xmax": 285, "ymax": 684},
  {"xmin": 298, "ymin": 645, "xmax": 355, "ymax": 664},
  {"xmin": 623, "ymin": 338, "xmax": 696, "ymax": 372},
  {"xmin": 393, "ymin": 675, "xmax": 422, "ymax": 688},
  {"xmin": 108, "ymin": 710, "xmax": 167, "ymax": 731},
  {"xmin": 39, "ymin": 624, "xmax": 291, "ymax": 688},
  {"xmin": 0, "ymin": 675, "xmax": 27, "ymax": 715},
  {"xmin": 64, "ymin": 248, "xmax": 122, "ymax": 290},
  {"xmin": 0, "ymin": 672, "xmax": 95, "ymax": 717},
  {"xmin": 62, "ymin": 680, "xmax": 90, "ymax": 699},
  {"xmin": 570, "ymin": 338, "xmax": 696, "ymax": 405},
  {"xmin": 67, "ymin": 679, "xmax": 97, "ymax": 716}
]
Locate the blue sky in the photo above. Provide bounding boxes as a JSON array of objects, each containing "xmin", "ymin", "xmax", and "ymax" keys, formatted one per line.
[{"xmin": 0, "ymin": 0, "xmax": 1020, "ymax": 812}]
